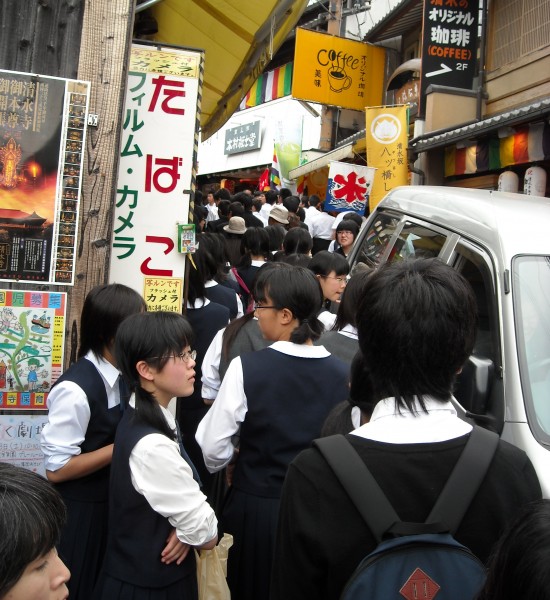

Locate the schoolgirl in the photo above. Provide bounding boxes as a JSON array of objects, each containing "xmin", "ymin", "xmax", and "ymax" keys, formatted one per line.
[
  {"xmin": 94, "ymin": 311, "xmax": 217, "ymax": 600},
  {"xmin": 40, "ymin": 283, "xmax": 146, "ymax": 599},
  {"xmin": 196, "ymin": 262, "xmax": 349, "ymax": 600}
]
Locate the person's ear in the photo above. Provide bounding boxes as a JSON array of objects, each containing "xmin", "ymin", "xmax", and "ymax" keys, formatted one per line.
[
  {"xmin": 279, "ymin": 308, "xmax": 295, "ymax": 325},
  {"xmin": 136, "ymin": 360, "xmax": 155, "ymax": 382}
]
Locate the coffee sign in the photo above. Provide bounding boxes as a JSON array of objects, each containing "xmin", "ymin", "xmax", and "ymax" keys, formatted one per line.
[{"xmin": 292, "ymin": 28, "xmax": 386, "ymax": 111}]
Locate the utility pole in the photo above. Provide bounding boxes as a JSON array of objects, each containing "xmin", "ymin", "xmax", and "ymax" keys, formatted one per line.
[{"xmin": 319, "ymin": 0, "xmax": 343, "ymax": 151}]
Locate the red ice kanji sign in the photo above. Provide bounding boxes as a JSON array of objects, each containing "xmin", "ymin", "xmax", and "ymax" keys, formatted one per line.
[{"xmin": 325, "ymin": 161, "xmax": 376, "ymax": 216}]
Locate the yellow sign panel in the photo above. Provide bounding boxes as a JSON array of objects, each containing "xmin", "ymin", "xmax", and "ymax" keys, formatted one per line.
[
  {"xmin": 143, "ymin": 277, "xmax": 183, "ymax": 313},
  {"xmin": 366, "ymin": 105, "xmax": 409, "ymax": 211},
  {"xmin": 292, "ymin": 28, "xmax": 386, "ymax": 110}
]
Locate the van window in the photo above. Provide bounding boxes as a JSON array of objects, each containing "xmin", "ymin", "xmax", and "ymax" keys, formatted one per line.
[
  {"xmin": 451, "ymin": 242, "xmax": 502, "ymax": 428},
  {"xmin": 387, "ymin": 221, "xmax": 447, "ymax": 263},
  {"xmin": 513, "ymin": 256, "xmax": 550, "ymax": 444},
  {"xmin": 351, "ymin": 211, "xmax": 401, "ymax": 270}
]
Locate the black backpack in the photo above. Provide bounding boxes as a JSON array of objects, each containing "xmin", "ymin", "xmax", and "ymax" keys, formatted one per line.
[{"xmin": 314, "ymin": 426, "xmax": 499, "ymax": 600}]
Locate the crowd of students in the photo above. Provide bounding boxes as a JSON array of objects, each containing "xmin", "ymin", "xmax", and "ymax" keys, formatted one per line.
[{"xmin": 0, "ymin": 187, "xmax": 545, "ymax": 600}]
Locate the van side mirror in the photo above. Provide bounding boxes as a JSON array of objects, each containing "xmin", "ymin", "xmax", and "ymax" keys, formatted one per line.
[{"xmin": 454, "ymin": 355, "xmax": 494, "ymax": 416}]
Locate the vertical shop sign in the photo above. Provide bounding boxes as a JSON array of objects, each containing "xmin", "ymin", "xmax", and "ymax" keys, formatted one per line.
[
  {"xmin": 325, "ymin": 162, "xmax": 375, "ymax": 215},
  {"xmin": 0, "ymin": 70, "xmax": 89, "ymax": 285},
  {"xmin": 110, "ymin": 44, "xmax": 204, "ymax": 292},
  {"xmin": 366, "ymin": 106, "xmax": 409, "ymax": 211},
  {"xmin": 0, "ymin": 289, "xmax": 66, "ymax": 410},
  {"xmin": 420, "ymin": 0, "xmax": 479, "ymax": 117}
]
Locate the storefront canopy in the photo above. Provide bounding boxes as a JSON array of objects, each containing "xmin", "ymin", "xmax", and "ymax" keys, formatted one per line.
[
  {"xmin": 288, "ymin": 143, "xmax": 355, "ymax": 179},
  {"xmin": 150, "ymin": 0, "xmax": 308, "ymax": 140}
]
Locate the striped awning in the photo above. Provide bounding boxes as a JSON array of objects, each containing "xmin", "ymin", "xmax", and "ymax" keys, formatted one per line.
[{"xmin": 239, "ymin": 63, "xmax": 293, "ymax": 110}]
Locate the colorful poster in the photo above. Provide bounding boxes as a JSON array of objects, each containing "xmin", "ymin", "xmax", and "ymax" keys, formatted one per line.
[
  {"xmin": 366, "ymin": 106, "xmax": 409, "ymax": 211},
  {"xmin": 292, "ymin": 28, "xmax": 386, "ymax": 111},
  {"xmin": 0, "ymin": 70, "xmax": 90, "ymax": 285},
  {"xmin": 110, "ymin": 44, "xmax": 204, "ymax": 292},
  {"xmin": 0, "ymin": 414, "xmax": 48, "ymax": 474},
  {"xmin": 0, "ymin": 289, "xmax": 66, "ymax": 410},
  {"xmin": 143, "ymin": 276, "xmax": 183, "ymax": 313},
  {"xmin": 325, "ymin": 161, "xmax": 376, "ymax": 215},
  {"xmin": 273, "ymin": 115, "xmax": 303, "ymax": 188}
]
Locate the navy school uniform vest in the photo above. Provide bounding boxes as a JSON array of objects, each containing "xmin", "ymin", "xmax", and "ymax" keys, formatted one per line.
[
  {"xmin": 234, "ymin": 347, "xmax": 349, "ymax": 498},
  {"xmin": 205, "ymin": 283, "xmax": 239, "ymax": 320},
  {"xmin": 104, "ymin": 407, "xmax": 196, "ymax": 588},
  {"xmin": 52, "ymin": 357, "xmax": 121, "ymax": 502}
]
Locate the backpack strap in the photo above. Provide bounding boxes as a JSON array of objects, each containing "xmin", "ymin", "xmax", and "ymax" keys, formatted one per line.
[
  {"xmin": 427, "ymin": 425, "xmax": 499, "ymax": 534},
  {"xmin": 313, "ymin": 434, "xmax": 398, "ymax": 542},
  {"xmin": 230, "ymin": 267, "xmax": 251, "ymax": 296},
  {"xmin": 313, "ymin": 425, "xmax": 499, "ymax": 542}
]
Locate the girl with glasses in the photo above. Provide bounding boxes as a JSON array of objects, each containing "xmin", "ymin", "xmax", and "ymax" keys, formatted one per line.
[
  {"xmin": 196, "ymin": 263, "xmax": 349, "ymax": 600},
  {"xmin": 94, "ymin": 311, "xmax": 218, "ymax": 600}
]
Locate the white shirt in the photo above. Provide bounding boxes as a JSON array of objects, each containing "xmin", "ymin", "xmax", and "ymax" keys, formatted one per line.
[
  {"xmin": 205, "ymin": 203, "xmax": 218, "ymax": 222},
  {"xmin": 41, "ymin": 352, "xmax": 123, "ymax": 472},
  {"xmin": 259, "ymin": 203, "xmax": 273, "ymax": 224},
  {"xmin": 310, "ymin": 211, "xmax": 335, "ymax": 240},
  {"xmin": 196, "ymin": 341, "xmax": 331, "ymax": 473},
  {"xmin": 304, "ymin": 206, "xmax": 321, "ymax": 229},
  {"xmin": 351, "ymin": 396, "xmax": 472, "ymax": 444},
  {"xmin": 318, "ymin": 310, "xmax": 337, "ymax": 331},
  {"xmin": 128, "ymin": 397, "xmax": 218, "ymax": 546},
  {"xmin": 201, "ymin": 328, "xmax": 225, "ymax": 401}
]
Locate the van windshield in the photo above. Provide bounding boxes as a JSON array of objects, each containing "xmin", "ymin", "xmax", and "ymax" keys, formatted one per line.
[{"xmin": 514, "ymin": 256, "xmax": 550, "ymax": 443}]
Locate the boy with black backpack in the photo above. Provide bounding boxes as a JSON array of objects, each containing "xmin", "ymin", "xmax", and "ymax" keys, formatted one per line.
[{"xmin": 271, "ymin": 259, "xmax": 541, "ymax": 600}]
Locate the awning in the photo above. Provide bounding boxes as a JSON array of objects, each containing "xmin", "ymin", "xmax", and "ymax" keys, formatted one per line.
[
  {"xmin": 150, "ymin": 0, "xmax": 308, "ymax": 140},
  {"xmin": 288, "ymin": 143, "xmax": 354, "ymax": 179},
  {"xmin": 387, "ymin": 58, "xmax": 421, "ymax": 91}
]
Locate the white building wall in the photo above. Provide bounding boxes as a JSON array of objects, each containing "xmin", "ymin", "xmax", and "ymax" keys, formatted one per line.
[{"xmin": 197, "ymin": 97, "xmax": 322, "ymax": 176}]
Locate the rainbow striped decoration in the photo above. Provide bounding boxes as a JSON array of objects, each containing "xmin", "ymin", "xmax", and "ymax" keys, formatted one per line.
[
  {"xmin": 445, "ymin": 122, "xmax": 550, "ymax": 177},
  {"xmin": 239, "ymin": 63, "xmax": 293, "ymax": 110}
]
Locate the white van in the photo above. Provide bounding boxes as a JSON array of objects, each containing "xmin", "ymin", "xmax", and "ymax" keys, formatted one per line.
[{"xmin": 348, "ymin": 186, "xmax": 550, "ymax": 497}]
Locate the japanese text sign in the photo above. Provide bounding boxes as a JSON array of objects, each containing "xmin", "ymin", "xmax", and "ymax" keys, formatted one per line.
[
  {"xmin": 110, "ymin": 44, "xmax": 204, "ymax": 292},
  {"xmin": 325, "ymin": 162, "xmax": 376, "ymax": 215},
  {"xmin": 0, "ymin": 414, "xmax": 49, "ymax": 475},
  {"xmin": 143, "ymin": 277, "xmax": 183, "ymax": 313},
  {"xmin": 420, "ymin": 0, "xmax": 479, "ymax": 116},
  {"xmin": 0, "ymin": 69, "xmax": 89, "ymax": 285},
  {"xmin": 292, "ymin": 29, "xmax": 386, "ymax": 111},
  {"xmin": 224, "ymin": 120, "xmax": 262, "ymax": 155},
  {"xmin": 366, "ymin": 105, "xmax": 409, "ymax": 211},
  {"xmin": 0, "ymin": 289, "xmax": 66, "ymax": 410}
]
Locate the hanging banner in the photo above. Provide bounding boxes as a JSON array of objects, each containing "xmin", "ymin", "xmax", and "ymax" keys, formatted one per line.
[
  {"xmin": 420, "ymin": 0, "xmax": 479, "ymax": 117},
  {"xmin": 292, "ymin": 28, "xmax": 386, "ymax": 111},
  {"xmin": 0, "ymin": 289, "xmax": 66, "ymax": 410},
  {"xmin": 325, "ymin": 161, "xmax": 376, "ymax": 215},
  {"xmin": 273, "ymin": 115, "xmax": 303, "ymax": 188},
  {"xmin": 110, "ymin": 44, "xmax": 204, "ymax": 292},
  {"xmin": 366, "ymin": 106, "xmax": 409, "ymax": 211},
  {"xmin": 0, "ymin": 69, "xmax": 89, "ymax": 285}
]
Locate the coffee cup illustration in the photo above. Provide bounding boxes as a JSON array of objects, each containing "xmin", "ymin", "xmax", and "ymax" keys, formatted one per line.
[{"xmin": 328, "ymin": 67, "xmax": 352, "ymax": 92}]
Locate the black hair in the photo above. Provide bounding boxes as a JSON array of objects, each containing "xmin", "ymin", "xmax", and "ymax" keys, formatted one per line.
[
  {"xmin": 308, "ymin": 250, "xmax": 350, "ymax": 277},
  {"xmin": 0, "ymin": 463, "xmax": 67, "ymax": 596},
  {"xmin": 186, "ymin": 233, "xmax": 218, "ymax": 304},
  {"xmin": 278, "ymin": 253, "xmax": 312, "ymax": 268},
  {"xmin": 251, "ymin": 198, "xmax": 262, "ymax": 213},
  {"xmin": 477, "ymin": 500, "xmax": 550, "ymax": 600},
  {"xmin": 283, "ymin": 195, "xmax": 300, "ymax": 214},
  {"xmin": 238, "ymin": 227, "xmax": 270, "ymax": 268},
  {"xmin": 357, "ymin": 259, "xmax": 477, "ymax": 411},
  {"xmin": 241, "ymin": 194, "xmax": 254, "ymax": 212},
  {"xmin": 283, "ymin": 227, "xmax": 313, "ymax": 255},
  {"xmin": 194, "ymin": 190, "xmax": 203, "ymax": 205},
  {"xmin": 265, "ymin": 224, "xmax": 286, "ymax": 252},
  {"xmin": 342, "ymin": 212, "xmax": 363, "ymax": 227},
  {"xmin": 214, "ymin": 188, "xmax": 231, "ymax": 201},
  {"xmin": 228, "ymin": 201, "xmax": 244, "ymax": 218},
  {"xmin": 336, "ymin": 219, "xmax": 360, "ymax": 238},
  {"xmin": 78, "ymin": 283, "xmax": 147, "ymax": 360},
  {"xmin": 332, "ymin": 269, "xmax": 373, "ymax": 331},
  {"xmin": 115, "ymin": 312, "xmax": 194, "ymax": 439},
  {"xmin": 309, "ymin": 194, "xmax": 321, "ymax": 208},
  {"xmin": 217, "ymin": 199, "xmax": 231, "ymax": 217},
  {"xmin": 193, "ymin": 204, "xmax": 208, "ymax": 227},
  {"xmin": 200, "ymin": 232, "xmax": 230, "ymax": 283},
  {"xmin": 253, "ymin": 262, "xmax": 324, "ymax": 343},
  {"xmin": 265, "ymin": 190, "xmax": 278, "ymax": 205},
  {"xmin": 278, "ymin": 188, "xmax": 292, "ymax": 200}
]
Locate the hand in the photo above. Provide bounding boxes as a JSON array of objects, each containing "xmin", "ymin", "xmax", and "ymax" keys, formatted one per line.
[{"xmin": 161, "ymin": 529, "xmax": 190, "ymax": 565}]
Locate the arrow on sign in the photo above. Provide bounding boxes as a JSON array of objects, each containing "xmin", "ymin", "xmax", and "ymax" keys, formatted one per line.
[{"xmin": 425, "ymin": 63, "xmax": 453, "ymax": 77}]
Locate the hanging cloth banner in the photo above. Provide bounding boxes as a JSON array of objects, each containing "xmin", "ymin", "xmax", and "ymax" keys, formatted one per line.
[
  {"xmin": 366, "ymin": 105, "xmax": 409, "ymax": 211},
  {"xmin": 324, "ymin": 161, "xmax": 376, "ymax": 216}
]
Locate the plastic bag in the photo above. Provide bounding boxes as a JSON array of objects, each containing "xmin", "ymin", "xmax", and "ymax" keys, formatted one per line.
[{"xmin": 195, "ymin": 534, "xmax": 234, "ymax": 600}]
